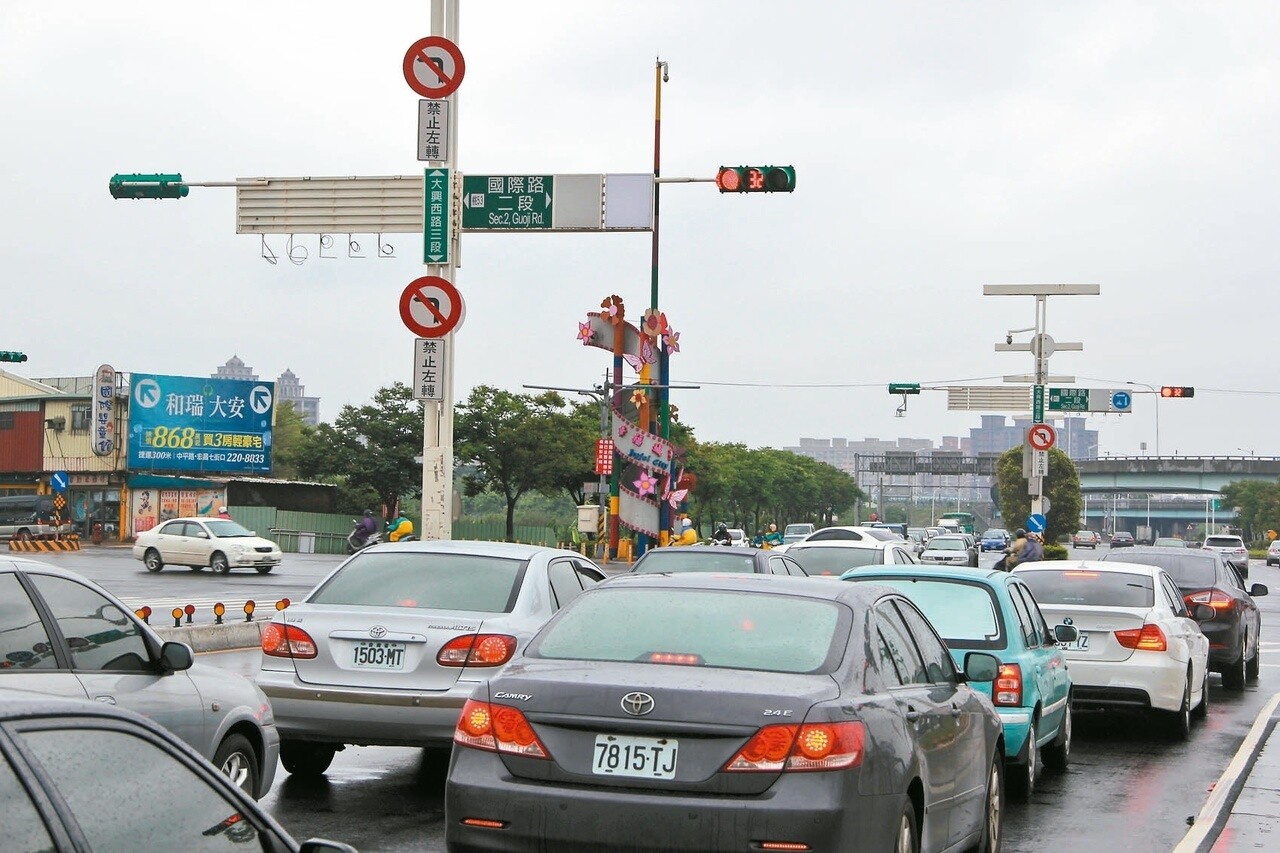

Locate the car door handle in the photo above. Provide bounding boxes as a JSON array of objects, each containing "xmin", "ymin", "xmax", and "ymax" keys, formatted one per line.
[
  {"xmin": 94, "ymin": 695, "xmax": 116, "ymax": 705},
  {"xmin": 905, "ymin": 708, "xmax": 923, "ymax": 723},
  {"xmin": 951, "ymin": 703, "xmax": 963, "ymax": 717}
]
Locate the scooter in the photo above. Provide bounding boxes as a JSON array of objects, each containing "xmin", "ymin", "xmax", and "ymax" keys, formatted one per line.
[{"xmin": 347, "ymin": 524, "xmax": 384, "ymax": 554}]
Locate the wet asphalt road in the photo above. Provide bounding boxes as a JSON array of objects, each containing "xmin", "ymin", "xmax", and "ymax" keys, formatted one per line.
[{"xmin": 32, "ymin": 544, "xmax": 1280, "ymax": 851}]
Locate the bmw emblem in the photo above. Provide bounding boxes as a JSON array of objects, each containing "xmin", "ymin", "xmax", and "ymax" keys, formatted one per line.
[
  {"xmin": 621, "ymin": 691, "xmax": 655, "ymax": 716},
  {"xmin": 369, "ymin": 625, "xmax": 388, "ymax": 639},
  {"xmin": 1062, "ymin": 617, "xmax": 1074, "ymax": 626}
]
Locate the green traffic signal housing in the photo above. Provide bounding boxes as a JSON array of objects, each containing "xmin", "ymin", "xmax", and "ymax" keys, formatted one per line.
[
  {"xmin": 0, "ymin": 351, "xmax": 28, "ymax": 363},
  {"xmin": 715, "ymin": 165, "xmax": 796, "ymax": 193},
  {"xmin": 109, "ymin": 173, "xmax": 189, "ymax": 200}
]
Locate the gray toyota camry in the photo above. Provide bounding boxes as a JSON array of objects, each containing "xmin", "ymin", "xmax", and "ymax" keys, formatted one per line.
[{"xmin": 445, "ymin": 573, "xmax": 1006, "ymax": 853}]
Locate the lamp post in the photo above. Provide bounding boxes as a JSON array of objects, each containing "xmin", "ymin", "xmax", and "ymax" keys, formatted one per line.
[{"xmin": 1125, "ymin": 380, "xmax": 1160, "ymax": 456}]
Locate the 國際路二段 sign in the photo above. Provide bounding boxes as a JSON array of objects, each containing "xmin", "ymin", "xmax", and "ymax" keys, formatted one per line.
[{"xmin": 127, "ymin": 373, "xmax": 274, "ymax": 474}]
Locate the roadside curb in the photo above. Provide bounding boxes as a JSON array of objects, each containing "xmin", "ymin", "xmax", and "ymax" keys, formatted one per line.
[
  {"xmin": 154, "ymin": 620, "xmax": 267, "ymax": 653},
  {"xmin": 1174, "ymin": 691, "xmax": 1280, "ymax": 853}
]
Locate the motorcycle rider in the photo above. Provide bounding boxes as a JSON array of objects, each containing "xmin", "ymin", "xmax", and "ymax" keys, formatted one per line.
[
  {"xmin": 712, "ymin": 523, "xmax": 733, "ymax": 545},
  {"xmin": 387, "ymin": 510, "xmax": 415, "ymax": 542},
  {"xmin": 352, "ymin": 510, "xmax": 379, "ymax": 548},
  {"xmin": 762, "ymin": 523, "xmax": 784, "ymax": 549}
]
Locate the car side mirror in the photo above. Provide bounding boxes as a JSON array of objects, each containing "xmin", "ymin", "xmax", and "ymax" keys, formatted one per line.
[
  {"xmin": 159, "ymin": 641, "xmax": 193, "ymax": 672},
  {"xmin": 1053, "ymin": 624, "xmax": 1079, "ymax": 644},
  {"xmin": 963, "ymin": 651, "xmax": 1000, "ymax": 683},
  {"xmin": 1250, "ymin": 584, "xmax": 1269, "ymax": 597},
  {"xmin": 1192, "ymin": 603, "xmax": 1216, "ymax": 621}
]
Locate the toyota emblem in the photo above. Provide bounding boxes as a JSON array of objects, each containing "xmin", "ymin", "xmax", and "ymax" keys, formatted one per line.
[
  {"xmin": 621, "ymin": 691, "xmax": 655, "ymax": 716},
  {"xmin": 369, "ymin": 625, "xmax": 388, "ymax": 639}
]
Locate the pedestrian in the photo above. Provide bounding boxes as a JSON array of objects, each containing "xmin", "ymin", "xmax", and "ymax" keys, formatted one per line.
[{"xmin": 216, "ymin": 506, "xmax": 232, "ymax": 520}]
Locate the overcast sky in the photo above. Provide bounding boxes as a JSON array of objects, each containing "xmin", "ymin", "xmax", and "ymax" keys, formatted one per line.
[{"xmin": 3, "ymin": 1, "xmax": 1277, "ymax": 458}]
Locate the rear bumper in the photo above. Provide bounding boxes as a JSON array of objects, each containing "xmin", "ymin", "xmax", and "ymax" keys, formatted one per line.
[
  {"xmin": 256, "ymin": 668, "xmax": 479, "ymax": 748},
  {"xmin": 444, "ymin": 748, "xmax": 901, "ymax": 853},
  {"xmin": 1066, "ymin": 656, "xmax": 1186, "ymax": 713},
  {"xmin": 995, "ymin": 708, "xmax": 1033, "ymax": 760},
  {"xmin": 1200, "ymin": 618, "xmax": 1244, "ymax": 670}
]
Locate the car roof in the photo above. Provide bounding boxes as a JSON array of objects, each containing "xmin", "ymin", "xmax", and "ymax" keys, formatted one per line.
[
  {"xmin": 785, "ymin": 540, "xmax": 893, "ymax": 551},
  {"xmin": 361, "ymin": 539, "xmax": 578, "ymax": 559},
  {"xmin": 928, "ymin": 534, "xmax": 969, "ymax": 542},
  {"xmin": 1015, "ymin": 559, "xmax": 1160, "ymax": 577},
  {"xmin": 0, "ymin": 555, "xmax": 94, "ymax": 579},
  {"xmin": 599, "ymin": 570, "xmax": 893, "ymax": 604},
  {"xmin": 636, "ymin": 545, "xmax": 760, "ymax": 557},
  {"xmin": 1103, "ymin": 545, "xmax": 1216, "ymax": 562},
  {"xmin": 842, "ymin": 566, "xmax": 1011, "ymax": 584}
]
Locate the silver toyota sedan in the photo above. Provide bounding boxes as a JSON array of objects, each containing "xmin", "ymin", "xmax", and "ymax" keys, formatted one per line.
[{"xmin": 256, "ymin": 540, "xmax": 605, "ymax": 776}]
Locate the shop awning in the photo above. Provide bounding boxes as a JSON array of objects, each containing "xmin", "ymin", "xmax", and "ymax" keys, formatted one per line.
[{"xmin": 126, "ymin": 474, "xmax": 226, "ymax": 490}]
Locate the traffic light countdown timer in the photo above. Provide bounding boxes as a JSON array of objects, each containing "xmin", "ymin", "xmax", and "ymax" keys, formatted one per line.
[
  {"xmin": 1160, "ymin": 386, "xmax": 1195, "ymax": 398},
  {"xmin": 715, "ymin": 165, "xmax": 796, "ymax": 193},
  {"xmin": 0, "ymin": 351, "xmax": 28, "ymax": 363}
]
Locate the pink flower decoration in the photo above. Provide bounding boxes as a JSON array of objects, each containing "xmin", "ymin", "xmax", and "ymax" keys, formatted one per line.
[
  {"xmin": 642, "ymin": 309, "xmax": 668, "ymax": 340},
  {"xmin": 663, "ymin": 329, "xmax": 681, "ymax": 353},
  {"xmin": 631, "ymin": 429, "xmax": 645, "ymax": 447},
  {"xmin": 634, "ymin": 471, "xmax": 658, "ymax": 496},
  {"xmin": 577, "ymin": 321, "xmax": 594, "ymax": 344}
]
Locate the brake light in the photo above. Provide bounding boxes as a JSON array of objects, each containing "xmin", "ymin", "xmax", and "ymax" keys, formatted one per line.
[
  {"xmin": 1185, "ymin": 590, "xmax": 1234, "ymax": 612},
  {"xmin": 260, "ymin": 623, "xmax": 317, "ymax": 658},
  {"xmin": 994, "ymin": 663, "xmax": 1022, "ymax": 706},
  {"xmin": 453, "ymin": 699, "xmax": 550, "ymax": 759},
  {"xmin": 437, "ymin": 634, "xmax": 517, "ymax": 667},
  {"xmin": 724, "ymin": 721, "xmax": 865, "ymax": 772},
  {"xmin": 1115, "ymin": 624, "xmax": 1167, "ymax": 652},
  {"xmin": 647, "ymin": 652, "xmax": 703, "ymax": 666},
  {"xmin": 1063, "ymin": 571, "xmax": 1100, "ymax": 578}
]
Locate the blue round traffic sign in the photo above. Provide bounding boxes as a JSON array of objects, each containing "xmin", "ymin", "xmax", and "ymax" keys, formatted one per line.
[
  {"xmin": 1027, "ymin": 513, "xmax": 1047, "ymax": 533},
  {"xmin": 1111, "ymin": 390, "xmax": 1132, "ymax": 410}
]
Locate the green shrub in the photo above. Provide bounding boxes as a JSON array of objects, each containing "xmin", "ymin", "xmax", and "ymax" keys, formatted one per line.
[{"xmin": 1042, "ymin": 543, "xmax": 1069, "ymax": 561}]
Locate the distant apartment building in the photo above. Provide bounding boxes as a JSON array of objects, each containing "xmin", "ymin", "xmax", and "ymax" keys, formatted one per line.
[
  {"xmin": 212, "ymin": 357, "xmax": 321, "ymax": 427},
  {"xmin": 968, "ymin": 415, "xmax": 1098, "ymax": 461}
]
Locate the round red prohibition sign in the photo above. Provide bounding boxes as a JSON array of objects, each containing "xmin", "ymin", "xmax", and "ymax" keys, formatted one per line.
[
  {"xmin": 399, "ymin": 276, "xmax": 464, "ymax": 338},
  {"xmin": 1028, "ymin": 423, "xmax": 1057, "ymax": 452},
  {"xmin": 402, "ymin": 35, "xmax": 466, "ymax": 99}
]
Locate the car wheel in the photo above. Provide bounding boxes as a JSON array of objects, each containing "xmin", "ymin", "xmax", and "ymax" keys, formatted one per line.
[
  {"xmin": 1222, "ymin": 645, "xmax": 1247, "ymax": 691},
  {"xmin": 143, "ymin": 549, "xmax": 164, "ymax": 573},
  {"xmin": 1193, "ymin": 671, "xmax": 1209, "ymax": 721},
  {"xmin": 1164, "ymin": 674, "xmax": 1192, "ymax": 741},
  {"xmin": 213, "ymin": 733, "xmax": 260, "ymax": 798},
  {"xmin": 975, "ymin": 752, "xmax": 1004, "ymax": 853},
  {"xmin": 1009, "ymin": 720, "xmax": 1038, "ymax": 799},
  {"xmin": 15, "ymin": 529, "xmax": 32, "ymax": 542},
  {"xmin": 1043, "ymin": 703, "xmax": 1072, "ymax": 772},
  {"xmin": 1247, "ymin": 646, "xmax": 1261, "ymax": 682},
  {"xmin": 255, "ymin": 565, "xmax": 273, "ymax": 574},
  {"xmin": 280, "ymin": 740, "xmax": 338, "ymax": 776},
  {"xmin": 894, "ymin": 799, "xmax": 920, "ymax": 853},
  {"xmin": 210, "ymin": 552, "xmax": 231, "ymax": 574}
]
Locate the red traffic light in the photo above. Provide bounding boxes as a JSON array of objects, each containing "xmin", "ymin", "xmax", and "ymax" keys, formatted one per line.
[
  {"xmin": 715, "ymin": 165, "xmax": 796, "ymax": 193},
  {"xmin": 1160, "ymin": 386, "xmax": 1195, "ymax": 398},
  {"xmin": 715, "ymin": 167, "xmax": 742, "ymax": 192}
]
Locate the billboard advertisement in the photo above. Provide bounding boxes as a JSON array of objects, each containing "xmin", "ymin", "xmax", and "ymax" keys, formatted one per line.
[{"xmin": 127, "ymin": 373, "xmax": 274, "ymax": 474}]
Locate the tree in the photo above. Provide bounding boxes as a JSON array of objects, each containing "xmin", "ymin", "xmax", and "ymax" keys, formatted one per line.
[
  {"xmin": 995, "ymin": 446, "xmax": 1083, "ymax": 542},
  {"xmin": 295, "ymin": 383, "xmax": 423, "ymax": 518},
  {"xmin": 269, "ymin": 401, "xmax": 310, "ymax": 481},
  {"xmin": 454, "ymin": 385, "xmax": 576, "ymax": 540},
  {"xmin": 1219, "ymin": 480, "xmax": 1280, "ymax": 542}
]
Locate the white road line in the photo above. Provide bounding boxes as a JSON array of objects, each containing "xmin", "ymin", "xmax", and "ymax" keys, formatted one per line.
[{"xmin": 1173, "ymin": 691, "xmax": 1280, "ymax": 853}]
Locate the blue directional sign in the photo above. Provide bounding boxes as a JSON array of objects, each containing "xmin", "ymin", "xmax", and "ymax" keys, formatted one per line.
[
  {"xmin": 50, "ymin": 471, "xmax": 69, "ymax": 493},
  {"xmin": 1110, "ymin": 390, "xmax": 1132, "ymax": 412},
  {"xmin": 1027, "ymin": 513, "xmax": 1047, "ymax": 533},
  {"xmin": 128, "ymin": 373, "xmax": 274, "ymax": 474}
]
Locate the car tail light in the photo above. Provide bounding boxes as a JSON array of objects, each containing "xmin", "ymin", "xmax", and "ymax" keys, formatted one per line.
[
  {"xmin": 647, "ymin": 652, "xmax": 703, "ymax": 666},
  {"xmin": 994, "ymin": 663, "xmax": 1022, "ymax": 706},
  {"xmin": 1115, "ymin": 624, "xmax": 1168, "ymax": 652},
  {"xmin": 724, "ymin": 721, "xmax": 865, "ymax": 772},
  {"xmin": 260, "ymin": 623, "xmax": 317, "ymax": 659},
  {"xmin": 1185, "ymin": 590, "xmax": 1234, "ymax": 613},
  {"xmin": 453, "ymin": 699, "xmax": 550, "ymax": 759},
  {"xmin": 437, "ymin": 634, "xmax": 517, "ymax": 667},
  {"xmin": 1063, "ymin": 571, "xmax": 1100, "ymax": 578}
]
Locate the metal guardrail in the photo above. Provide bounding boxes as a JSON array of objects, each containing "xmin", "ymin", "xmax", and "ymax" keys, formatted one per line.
[{"xmin": 268, "ymin": 528, "xmax": 349, "ymax": 555}]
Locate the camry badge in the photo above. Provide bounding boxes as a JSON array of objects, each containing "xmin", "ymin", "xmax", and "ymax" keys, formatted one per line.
[
  {"xmin": 621, "ymin": 691, "xmax": 655, "ymax": 716},
  {"xmin": 369, "ymin": 625, "xmax": 388, "ymax": 639}
]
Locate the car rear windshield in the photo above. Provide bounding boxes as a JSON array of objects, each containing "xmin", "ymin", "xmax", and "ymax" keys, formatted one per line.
[
  {"xmin": 1075, "ymin": 531, "xmax": 1094, "ymax": 538},
  {"xmin": 1100, "ymin": 552, "xmax": 1216, "ymax": 587},
  {"xmin": 788, "ymin": 547, "xmax": 884, "ymax": 575},
  {"xmin": 1018, "ymin": 569, "xmax": 1154, "ymax": 608},
  {"xmin": 1206, "ymin": 537, "xmax": 1244, "ymax": 548},
  {"xmin": 631, "ymin": 551, "xmax": 756, "ymax": 574},
  {"xmin": 529, "ymin": 588, "xmax": 847, "ymax": 674},
  {"xmin": 310, "ymin": 552, "xmax": 526, "ymax": 612},
  {"xmin": 852, "ymin": 577, "xmax": 1004, "ymax": 649},
  {"xmin": 930, "ymin": 539, "xmax": 967, "ymax": 551}
]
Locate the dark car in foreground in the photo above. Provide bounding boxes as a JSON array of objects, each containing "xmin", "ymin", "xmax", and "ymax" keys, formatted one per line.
[
  {"xmin": 0, "ymin": 690, "xmax": 353, "ymax": 852},
  {"xmin": 446, "ymin": 573, "xmax": 1006, "ymax": 853},
  {"xmin": 1100, "ymin": 547, "xmax": 1266, "ymax": 689},
  {"xmin": 629, "ymin": 545, "xmax": 807, "ymax": 576}
]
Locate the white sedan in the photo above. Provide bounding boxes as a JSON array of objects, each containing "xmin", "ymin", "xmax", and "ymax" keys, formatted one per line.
[
  {"xmin": 784, "ymin": 539, "xmax": 918, "ymax": 577},
  {"xmin": 1013, "ymin": 560, "xmax": 1211, "ymax": 739},
  {"xmin": 133, "ymin": 517, "xmax": 283, "ymax": 574}
]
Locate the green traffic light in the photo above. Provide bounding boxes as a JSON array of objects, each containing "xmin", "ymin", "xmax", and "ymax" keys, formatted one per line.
[
  {"xmin": 109, "ymin": 173, "xmax": 189, "ymax": 200},
  {"xmin": 0, "ymin": 351, "xmax": 28, "ymax": 363}
]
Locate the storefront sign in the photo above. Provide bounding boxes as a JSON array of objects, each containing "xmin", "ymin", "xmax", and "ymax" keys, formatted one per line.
[{"xmin": 128, "ymin": 373, "xmax": 274, "ymax": 474}]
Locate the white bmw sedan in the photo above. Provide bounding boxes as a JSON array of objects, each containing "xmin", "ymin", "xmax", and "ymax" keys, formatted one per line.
[
  {"xmin": 133, "ymin": 517, "xmax": 283, "ymax": 574},
  {"xmin": 1013, "ymin": 560, "xmax": 1211, "ymax": 739}
]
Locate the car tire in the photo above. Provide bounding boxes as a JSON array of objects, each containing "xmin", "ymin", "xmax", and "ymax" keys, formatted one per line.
[
  {"xmin": 143, "ymin": 549, "xmax": 164, "ymax": 573},
  {"xmin": 1043, "ymin": 703, "xmax": 1072, "ymax": 772},
  {"xmin": 1164, "ymin": 674, "xmax": 1192, "ymax": 741},
  {"xmin": 975, "ymin": 752, "xmax": 1004, "ymax": 853},
  {"xmin": 1222, "ymin": 645, "xmax": 1247, "ymax": 691},
  {"xmin": 213, "ymin": 733, "xmax": 260, "ymax": 799},
  {"xmin": 255, "ymin": 566, "xmax": 274, "ymax": 574},
  {"xmin": 1009, "ymin": 720, "xmax": 1038, "ymax": 800},
  {"xmin": 1193, "ymin": 671, "xmax": 1209, "ymax": 721},
  {"xmin": 1247, "ymin": 646, "xmax": 1261, "ymax": 682},
  {"xmin": 894, "ymin": 798, "xmax": 920, "ymax": 853},
  {"xmin": 280, "ymin": 740, "xmax": 338, "ymax": 777},
  {"xmin": 210, "ymin": 552, "xmax": 231, "ymax": 574}
]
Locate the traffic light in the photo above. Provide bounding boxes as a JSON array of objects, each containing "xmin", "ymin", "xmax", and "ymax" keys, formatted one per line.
[
  {"xmin": 109, "ymin": 173, "xmax": 189, "ymax": 200},
  {"xmin": 0, "ymin": 351, "xmax": 27, "ymax": 363},
  {"xmin": 1160, "ymin": 386, "xmax": 1195, "ymax": 398},
  {"xmin": 715, "ymin": 165, "xmax": 796, "ymax": 193}
]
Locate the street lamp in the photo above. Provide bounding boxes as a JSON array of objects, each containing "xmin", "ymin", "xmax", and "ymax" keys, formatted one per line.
[{"xmin": 1125, "ymin": 380, "xmax": 1159, "ymax": 456}]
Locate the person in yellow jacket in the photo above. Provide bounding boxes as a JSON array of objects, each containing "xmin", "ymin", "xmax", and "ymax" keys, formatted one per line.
[
  {"xmin": 387, "ymin": 511, "xmax": 415, "ymax": 542},
  {"xmin": 672, "ymin": 517, "xmax": 699, "ymax": 546}
]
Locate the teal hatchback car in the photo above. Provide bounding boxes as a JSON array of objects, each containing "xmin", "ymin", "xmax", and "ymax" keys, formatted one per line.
[{"xmin": 843, "ymin": 567, "xmax": 1077, "ymax": 799}]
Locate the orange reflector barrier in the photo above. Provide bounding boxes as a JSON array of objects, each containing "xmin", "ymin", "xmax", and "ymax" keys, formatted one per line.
[
  {"xmin": 275, "ymin": 598, "xmax": 290, "ymax": 611},
  {"xmin": 244, "ymin": 600, "xmax": 256, "ymax": 622},
  {"xmin": 171, "ymin": 607, "xmax": 183, "ymax": 628}
]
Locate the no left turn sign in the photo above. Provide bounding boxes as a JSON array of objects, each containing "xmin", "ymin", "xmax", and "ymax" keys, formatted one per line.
[
  {"xmin": 1028, "ymin": 423, "xmax": 1057, "ymax": 452},
  {"xmin": 403, "ymin": 36, "xmax": 465, "ymax": 99},
  {"xmin": 400, "ymin": 275, "xmax": 464, "ymax": 338}
]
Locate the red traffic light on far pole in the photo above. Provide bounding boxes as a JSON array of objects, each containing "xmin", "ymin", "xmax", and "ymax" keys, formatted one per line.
[
  {"xmin": 715, "ymin": 165, "xmax": 796, "ymax": 193},
  {"xmin": 1160, "ymin": 386, "xmax": 1195, "ymax": 398}
]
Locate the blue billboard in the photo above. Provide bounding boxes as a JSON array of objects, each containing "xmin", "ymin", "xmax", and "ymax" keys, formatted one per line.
[{"xmin": 127, "ymin": 373, "xmax": 274, "ymax": 474}]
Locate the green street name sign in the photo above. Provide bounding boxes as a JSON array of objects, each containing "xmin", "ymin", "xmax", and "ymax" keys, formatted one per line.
[
  {"xmin": 1048, "ymin": 387, "xmax": 1090, "ymax": 411},
  {"xmin": 462, "ymin": 174, "xmax": 553, "ymax": 230},
  {"xmin": 888, "ymin": 383, "xmax": 921, "ymax": 395},
  {"xmin": 423, "ymin": 168, "xmax": 450, "ymax": 264},
  {"xmin": 1032, "ymin": 384, "xmax": 1045, "ymax": 423}
]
